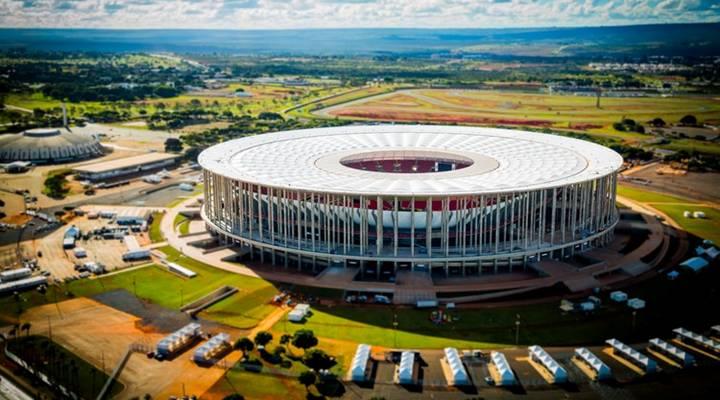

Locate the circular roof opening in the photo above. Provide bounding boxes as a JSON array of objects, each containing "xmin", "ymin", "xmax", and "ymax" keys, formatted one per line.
[{"xmin": 340, "ymin": 150, "xmax": 474, "ymax": 174}]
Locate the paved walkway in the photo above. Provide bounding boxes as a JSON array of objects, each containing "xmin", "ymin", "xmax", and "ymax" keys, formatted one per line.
[{"xmin": 160, "ymin": 194, "xmax": 674, "ymax": 305}]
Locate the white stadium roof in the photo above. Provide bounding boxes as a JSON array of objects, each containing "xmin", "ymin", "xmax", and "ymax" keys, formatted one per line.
[{"xmin": 199, "ymin": 125, "xmax": 623, "ymax": 196}]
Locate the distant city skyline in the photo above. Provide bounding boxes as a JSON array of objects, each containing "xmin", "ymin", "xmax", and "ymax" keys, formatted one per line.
[{"xmin": 1, "ymin": 0, "xmax": 719, "ymax": 30}]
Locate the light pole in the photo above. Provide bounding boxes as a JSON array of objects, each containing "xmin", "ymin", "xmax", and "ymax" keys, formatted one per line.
[
  {"xmin": 632, "ymin": 311, "xmax": 637, "ymax": 332},
  {"xmin": 393, "ymin": 313, "xmax": 398, "ymax": 348},
  {"xmin": 515, "ymin": 314, "xmax": 521, "ymax": 345}
]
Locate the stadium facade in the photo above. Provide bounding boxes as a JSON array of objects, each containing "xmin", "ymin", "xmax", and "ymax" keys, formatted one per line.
[{"xmin": 199, "ymin": 125, "xmax": 622, "ymax": 275}]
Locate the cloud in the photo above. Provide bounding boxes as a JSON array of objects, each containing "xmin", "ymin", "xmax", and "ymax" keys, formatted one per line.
[{"xmin": 0, "ymin": 0, "xmax": 718, "ymax": 29}]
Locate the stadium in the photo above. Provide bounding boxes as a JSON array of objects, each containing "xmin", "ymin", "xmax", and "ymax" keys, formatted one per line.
[{"xmin": 199, "ymin": 125, "xmax": 622, "ymax": 277}]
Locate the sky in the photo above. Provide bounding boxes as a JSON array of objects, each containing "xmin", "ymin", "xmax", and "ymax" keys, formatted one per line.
[{"xmin": 0, "ymin": 0, "xmax": 718, "ymax": 30}]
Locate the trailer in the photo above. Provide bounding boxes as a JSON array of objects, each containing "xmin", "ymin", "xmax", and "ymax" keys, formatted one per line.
[
  {"xmin": 0, "ymin": 267, "xmax": 32, "ymax": 282},
  {"xmin": 0, "ymin": 276, "xmax": 47, "ymax": 295},
  {"xmin": 122, "ymin": 235, "xmax": 151, "ymax": 261}
]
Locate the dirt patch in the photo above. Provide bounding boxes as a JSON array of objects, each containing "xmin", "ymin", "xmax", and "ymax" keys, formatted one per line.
[
  {"xmin": 93, "ymin": 289, "xmax": 194, "ymax": 333},
  {"xmin": 331, "ymin": 109, "xmax": 553, "ymax": 127}
]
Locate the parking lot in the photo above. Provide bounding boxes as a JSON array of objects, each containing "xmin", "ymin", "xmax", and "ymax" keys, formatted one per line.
[
  {"xmin": 15, "ymin": 205, "xmax": 161, "ymax": 281},
  {"xmin": 344, "ymin": 338, "xmax": 719, "ymax": 399}
]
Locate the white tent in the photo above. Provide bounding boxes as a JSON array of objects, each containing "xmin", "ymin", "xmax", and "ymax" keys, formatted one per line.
[
  {"xmin": 397, "ymin": 351, "xmax": 415, "ymax": 384},
  {"xmin": 350, "ymin": 344, "xmax": 371, "ymax": 382},
  {"xmin": 673, "ymin": 327, "xmax": 720, "ymax": 353},
  {"xmin": 610, "ymin": 291, "xmax": 627, "ymax": 302},
  {"xmin": 649, "ymin": 338, "xmax": 694, "ymax": 367},
  {"xmin": 574, "ymin": 347, "xmax": 611, "ymax": 381},
  {"xmin": 606, "ymin": 338, "xmax": 656, "ymax": 373},
  {"xmin": 704, "ymin": 247, "xmax": 719, "ymax": 260},
  {"xmin": 680, "ymin": 257, "xmax": 709, "ymax": 272},
  {"xmin": 627, "ymin": 298, "xmax": 646, "ymax": 310},
  {"xmin": 443, "ymin": 347, "xmax": 469, "ymax": 385},
  {"xmin": 490, "ymin": 351, "xmax": 516, "ymax": 386},
  {"xmin": 528, "ymin": 345, "xmax": 567, "ymax": 383}
]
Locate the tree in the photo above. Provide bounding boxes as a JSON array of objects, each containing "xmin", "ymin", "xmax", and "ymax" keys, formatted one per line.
[
  {"xmin": 222, "ymin": 395, "xmax": 244, "ymax": 400},
  {"xmin": 291, "ymin": 329, "xmax": 318, "ymax": 353},
  {"xmin": 234, "ymin": 337, "xmax": 254, "ymax": 358},
  {"xmin": 680, "ymin": 115, "xmax": 698, "ymax": 126},
  {"xmin": 164, "ymin": 137, "xmax": 183, "ymax": 153},
  {"xmin": 254, "ymin": 331, "xmax": 273, "ymax": 348},
  {"xmin": 258, "ymin": 111, "xmax": 283, "ymax": 121},
  {"xmin": 298, "ymin": 370, "xmax": 317, "ymax": 392},
  {"xmin": 650, "ymin": 117, "xmax": 666, "ymax": 127},
  {"xmin": 279, "ymin": 334, "xmax": 292, "ymax": 345},
  {"xmin": 303, "ymin": 349, "xmax": 334, "ymax": 372}
]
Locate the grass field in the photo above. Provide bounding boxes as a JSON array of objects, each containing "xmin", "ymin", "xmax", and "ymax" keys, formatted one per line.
[
  {"xmin": 0, "ymin": 246, "xmax": 279, "ymax": 329},
  {"xmin": 618, "ymin": 184, "xmax": 720, "ymax": 243},
  {"xmin": 148, "ymin": 211, "xmax": 165, "ymax": 242},
  {"xmin": 66, "ymin": 251, "xmax": 277, "ymax": 322},
  {"xmin": 287, "ymin": 84, "xmax": 396, "ymax": 119},
  {"xmin": 4, "ymin": 83, "xmax": 346, "ymax": 123},
  {"xmin": 316, "ymin": 88, "xmax": 720, "ymax": 149},
  {"xmin": 271, "ymin": 302, "xmax": 635, "ymax": 349},
  {"xmin": 173, "ymin": 214, "xmax": 190, "ymax": 235},
  {"xmin": 617, "ymin": 185, "xmax": 690, "ymax": 203}
]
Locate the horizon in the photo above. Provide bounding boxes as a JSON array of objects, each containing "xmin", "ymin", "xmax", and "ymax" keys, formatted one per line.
[
  {"xmin": 1, "ymin": 0, "xmax": 719, "ymax": 30},
  {"xmin": 1, "ymin": 20, "xmax": 719, "ymax": 32}
]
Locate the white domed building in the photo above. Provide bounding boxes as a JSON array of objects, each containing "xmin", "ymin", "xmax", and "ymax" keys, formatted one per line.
[{"xmin": 0, "ymin": 128, "xmax": 104, "ymax": 164}]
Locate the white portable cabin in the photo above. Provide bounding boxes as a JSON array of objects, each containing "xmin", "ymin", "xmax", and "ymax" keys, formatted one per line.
[
  {"xmin": 610, "ymin": 291, "xmax": 627, "ymax": 302},
  {"xmin": 490, "ymin": 351, "xmax": 516, "ymax": 386},
  {"xmin": 416, "ymin": 300, "xmax": 438, "ymax": 308},
  {"xmin": 627, "ymin": 298, "xmax": 646, "ymax": 310},
  {"xmin": 673, "ymin": 327, "xmax": 720, "ymax": 353},
  {"xmin": 704, "ymin": 247, "xmax": 719, "ymax": 260},
  {"xmin": 528, "ymin": 345, "xmax": 568, "ymax": 383},
  {"xmin": 122, "ymin": 235, "xmax": 151, "ymax": 261},
  {"xmin": 648, "ymin": 338, "xmax": 694, "ymax": 367},
  {"xmin": 166, "ymin": 262, "xmax": 197, "ymax": 278},
  {"xmin": 606, "ymin": 339, "xmax": 657, "ymax": 373},
  {"xmin": 574, "ymin": 347, "xmax": 611, "ymax": 381},
  {"xmin": 288, "ymin": 303, "xmax": 311, "ymax": 322},
  {"xmin": 443, "ymin": 347, "xmax": 469, "ymax": 386},
  {"xmin": 693, "ymin": 211, "xmax": 706, "ymax": 219},
  {"xmin": 397, "ymin": 351, "xmax": 415, "ymax": 385},
  {"xmin": 350, "ymin": 344, "xmax": 372, "ymax": 382},
  {"xmin": 156, "ymin": 323, "xmax": 202, "ymax": 356},
  {"xmin": 193, "ymin": 333, "xmax": 231, "ymax": 364},
  {"xmin": 0, "ymin": 267, "xmax": 32, "ymax": 282}
]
